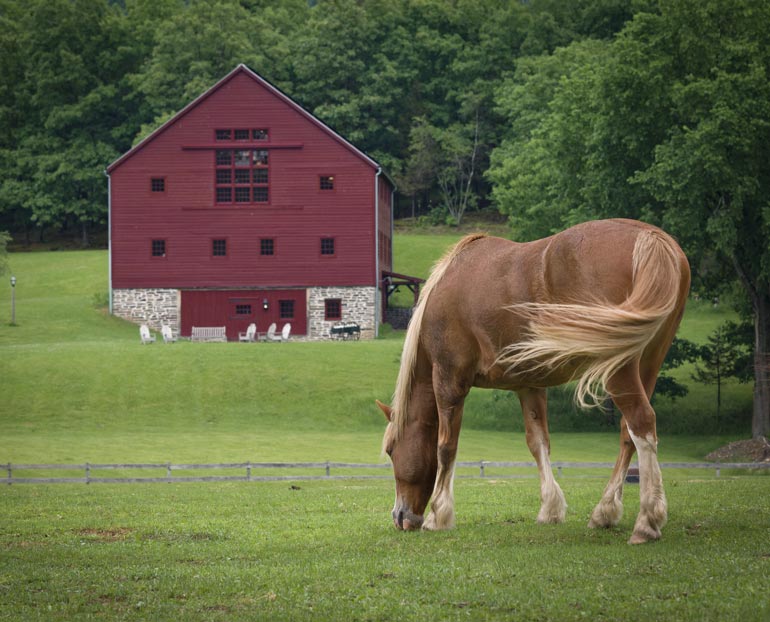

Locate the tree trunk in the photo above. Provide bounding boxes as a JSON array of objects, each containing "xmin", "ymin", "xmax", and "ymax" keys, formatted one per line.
[{"xmin": 752, "ymin": 293, "xmax": 770, "ymax": 439}]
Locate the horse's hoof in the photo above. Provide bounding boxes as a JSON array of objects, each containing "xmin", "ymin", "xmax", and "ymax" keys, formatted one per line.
[{"xmin": 627, "ymin": 528, "xmax": 661, "ymax": 545}]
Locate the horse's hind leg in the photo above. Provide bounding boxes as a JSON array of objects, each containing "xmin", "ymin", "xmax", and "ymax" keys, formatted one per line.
[
  {"xmin": 518, "ymin": 388, "xmax": 567, "ymax": 524},
  {"xmin": 422, "ymin": 367, "xmax": 468, "ymax": 531},
  {"xmin": 606, "ymin": 362, "xmax": 667, "ymax": 544},
  {"xmin": 588, "ymin": 416, "xmax": 635, "ymax": 529}
]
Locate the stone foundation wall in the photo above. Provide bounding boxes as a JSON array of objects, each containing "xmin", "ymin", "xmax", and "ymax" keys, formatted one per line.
[
  {"xmin": 112, "ymin": 289, "xmax": 180, "ymax": 334},
  {"xmin": 307, "ymin": 286, "xmax": 378, "ymax": 340}
]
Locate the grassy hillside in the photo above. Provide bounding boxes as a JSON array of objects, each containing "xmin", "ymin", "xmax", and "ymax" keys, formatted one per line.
[{"xmin": 0, "ymin": 237, "xmax": 753, "ymax": 466}]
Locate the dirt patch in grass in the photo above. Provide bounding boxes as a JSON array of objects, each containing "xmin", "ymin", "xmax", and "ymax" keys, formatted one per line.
[
  {"xmin": 75, "ymin": 528, "xmax": 134, "ymax": 542},
  {"xmin": 705, "ymin": 437, "xmax": 770, "ymax": 463}
]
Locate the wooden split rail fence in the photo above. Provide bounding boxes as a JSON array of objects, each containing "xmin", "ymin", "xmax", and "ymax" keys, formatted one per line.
[{"xmin": 3, "ymin": 460, "xmax": 769, "ymax": 485}]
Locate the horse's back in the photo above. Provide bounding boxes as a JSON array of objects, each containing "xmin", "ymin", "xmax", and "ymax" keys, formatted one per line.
[{"xmin": 420, "ymin": 219, "xmax": 689, "ymax": 388}]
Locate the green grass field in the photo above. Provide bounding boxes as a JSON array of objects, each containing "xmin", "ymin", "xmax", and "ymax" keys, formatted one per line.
[{"xmin": 0, "ymin": 235, "xmax": 766, "ymax": 621}]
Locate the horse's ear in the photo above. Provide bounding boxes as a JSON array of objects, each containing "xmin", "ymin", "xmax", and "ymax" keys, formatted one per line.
[{"xmin": 376, "ymin": 400, "xmax": 393, "ymax": 422}]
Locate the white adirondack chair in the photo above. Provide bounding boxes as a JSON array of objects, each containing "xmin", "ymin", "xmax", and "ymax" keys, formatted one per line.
[
  {"xmin": 269, "ymin": 322, "xmax": 291, "ymax": 342},
  {"xmin": 238, "ymin": 323, "xmax": 257, "ymax": 342},
  {"xmin": 161, "ymin": 325, "xmax": 177, "ymax": 343},
  {"xmin": 140, "ymin": 324, "xmax": 156, "ymax": 344},
  {"xmin": 260, "ymin": 322, "xmax": 277, "ymax": 342}
]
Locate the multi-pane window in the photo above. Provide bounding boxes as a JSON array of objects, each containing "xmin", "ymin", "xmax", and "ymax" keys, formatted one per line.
[
  {"xmin": 279, "ymin": 300, "xmax": 295, "ymax": 319},
  {"xmin": 212, "ymin": 239, "xmax": 227, "ymax": 257},
  {"xmin": 320, "ymin": 175, "xmax": 334, "ymax": 190},
  {"xmin": 151, "ymin": 239, "xmax": 166, "ymax": 257},
  {"xmin": 235, "ymin": 304, "xmax": 252, "ymax": 315},
  {"xmin": 213, "ymin": 128, "xmax": 270, "ymax": 205},
  {"xmin": 325, "ymin": 299, "xmax": 342, "ymax": 321},
  {"xmin": 260, "ymin": 238, "xmax": 275, "ymax": 256},
  {"xmin": 321, "ymin": 237, "xmax": 335, "ymax": 256},
  {"xmin": 151, "ymin": 178, "xmax": 165, "ymax": 192}
]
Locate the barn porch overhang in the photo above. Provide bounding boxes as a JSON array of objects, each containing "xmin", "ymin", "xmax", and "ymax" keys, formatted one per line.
[{"xmin": 380, "ymin": 271, "xmax": 425, "ymax": 327}]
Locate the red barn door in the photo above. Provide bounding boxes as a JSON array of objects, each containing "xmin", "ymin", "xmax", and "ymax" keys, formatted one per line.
[{"xmin": 181, "ymin": 290, "xmax": 307, "ymax": 340}]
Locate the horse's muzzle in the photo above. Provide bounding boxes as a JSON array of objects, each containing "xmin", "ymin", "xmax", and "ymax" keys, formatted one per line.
[{"xmin": 392, "ymin": 507, "xmax": 423, "ymax": 531}]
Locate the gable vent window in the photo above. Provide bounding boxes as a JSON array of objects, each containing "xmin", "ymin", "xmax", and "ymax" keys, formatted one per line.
[
  {"xmin": 151, "ymin": 178, "xmax": 165, "ymax": 192},
  {"xmin": 320, "ymin": 175, "xmax": 335, "ymax": 190},
  {"xmin": 235, "ymin": 304, "xmax": 252, "ymax": 315},
  {"xmin": 212, "ymin": 239, "xmax": 227, "ymax": 257}
]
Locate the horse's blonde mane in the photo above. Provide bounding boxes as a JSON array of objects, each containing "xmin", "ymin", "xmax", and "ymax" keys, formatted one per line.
[
  {"xmin": 496, "ymin": 228, "xmax": 683, "ymax": 408},
  {"xmin": 383, "ymin": 234, "xmax": 487, "ymax": 449}
]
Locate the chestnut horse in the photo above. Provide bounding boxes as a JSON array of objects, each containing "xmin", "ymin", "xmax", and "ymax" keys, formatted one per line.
[{"xmin": 379, "ymin": 219, "xmax": 690, "ymax": 544}]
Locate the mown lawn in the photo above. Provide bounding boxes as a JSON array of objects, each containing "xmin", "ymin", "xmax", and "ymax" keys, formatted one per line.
[
  {"xmin": 0, "ymin": 242, "xmax": 767, "ymax": 621},
  {"xmin": 2, "ymin": 478, "xmax": 769, "ymax": 621}
]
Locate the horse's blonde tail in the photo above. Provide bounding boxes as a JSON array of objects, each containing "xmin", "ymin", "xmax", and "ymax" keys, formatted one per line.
[
  {"xmin": 497, "ymin": 229, "xmax": 685, "ymax": 408},
  {"xmin": 387, "ymin": 234, "xmax": 487, "ymax": 444}
]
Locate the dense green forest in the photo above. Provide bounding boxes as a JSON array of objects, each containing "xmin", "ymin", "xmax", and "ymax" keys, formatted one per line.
[{"xmin": 1, "ymin": 0, "xmax": 769, "ymax": 437}]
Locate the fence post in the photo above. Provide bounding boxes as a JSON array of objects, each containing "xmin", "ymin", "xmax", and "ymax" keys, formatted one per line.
[
  {"xmin": 557, "ymin": 465, "xmax": 563, "ymax": 479},
  {"xmin": 166, "ymin": 463, "xmax": 172, "ymax": 483},
  {"xmin": 6, "ymin": 463, "xmax": 11, "ymax": 485},
  {"xmin": 479, "ymin": 461, "xmax": 485, "ymax": 477},
  {"xmin": 86, "ymin": 462, "xmax": 91, "ymax": 484},
  {"xmin": 325, "ymin": 461, "xmax": 330, "ymax": 477},
  {"xmin": 716, "ymin": 462, "xmax": 721, "ymax": 478},
  {"xmin": 246, "ymin": 461, "xmax": 252, "ymax": 482}
]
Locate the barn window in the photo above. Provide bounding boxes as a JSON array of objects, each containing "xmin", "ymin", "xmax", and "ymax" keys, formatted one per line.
[
  {"xmin": 279, "ymin": 300, "xmax": 295, "ymax": 319},
  {"xmin": 235, "ymin": 304, "xmax": 252, "ymax": 315},
  {"xmin": 215, "ymin": 146, "xmax": 269, "ymax": 205},
  {"xmin": 151, "ymin": 178, "xmax": 165, "ymax": 192},
  {"xmin": 215, "ymin": 129, "xmax": 232, "ymax": 140},
  {"xmin": 321, "ymin": 237, "xmax": 335, "ymax": 256},
  {"xmin": 260, "ymin": 238, "xmax": 275, "ymax": 256},
  {"xmin": 151, "ymin": 239, "xmax": 166, "ymax": 257},
  {"xmin": 253, "ymin": 129, "xmax": 269, "ymax": 141},
  {"xmin": 234, "ymin": 129, "xmax": 249, "ymax": 141},
  {"xmin": 320, "ymin": 175, "xmax": 335, "ymax": 190},
  {"xmin": 212, "ymin": 239, "xmax": 227, "ymax": 257},
  {"xmin": 234, "ymin": 187, "xmax": 251, "ymax": 202},
  {"xmin": 216, "ymin": 150, "xmax": 232, "ymax": 165},
  {"xmin": 325, "ymin": 299, "xmax": 342, "ymax": 321}
]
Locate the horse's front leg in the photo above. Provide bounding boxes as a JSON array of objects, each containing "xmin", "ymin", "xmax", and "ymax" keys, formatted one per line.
[
  {"xmin": 422, "ymin": 368, "xmax": 467, "ymax": 531},
  {"xmin": 518, "ymin": 388, "xmax": 567, "ymax": 524}
]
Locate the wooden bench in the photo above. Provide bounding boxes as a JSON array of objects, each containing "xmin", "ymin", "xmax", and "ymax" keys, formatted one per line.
[{"xmin": 191, "ymin": 326, "xmax": 227, "ymax": 342}]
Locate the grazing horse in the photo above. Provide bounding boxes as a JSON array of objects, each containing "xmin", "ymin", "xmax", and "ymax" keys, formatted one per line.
[{"xmin": 379, "ymin": 219, "xmax": 690, "ymax": 544}]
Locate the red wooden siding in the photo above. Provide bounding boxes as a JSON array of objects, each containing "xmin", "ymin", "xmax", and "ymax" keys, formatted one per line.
[
  {"xmin": 181, "ymin": 289, "xmax": 307, "ymax": 340},
  {"xmin": 109, "ymin": 67, "xmax": 392, "ymax": 291}
]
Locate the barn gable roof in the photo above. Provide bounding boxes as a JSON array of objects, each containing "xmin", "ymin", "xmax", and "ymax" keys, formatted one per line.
[{"xmin": 106, "ymin": 64, "xmax": 386, "ymax": 176}]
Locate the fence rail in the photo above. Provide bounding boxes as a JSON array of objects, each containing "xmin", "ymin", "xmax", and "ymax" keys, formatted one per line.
[{"xmin": 3, "ymin": 460, "xmax": 769, "ymax": 485}]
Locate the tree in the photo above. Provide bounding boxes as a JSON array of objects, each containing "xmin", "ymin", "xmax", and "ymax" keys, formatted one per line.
[
  {"xmin": 692, "ymin": 325, "xmax": 748, "ymax": 425},
  {"xmin": 0, "ymin": 231, "xmax": 9, "ymax": 275},
  {"xmin": 489, "ymin": 0, "xmax": 770, "ymax": 438},
  {"xmin": 654, "ymin": 337, "xmax": 701, "ymax": 401}
]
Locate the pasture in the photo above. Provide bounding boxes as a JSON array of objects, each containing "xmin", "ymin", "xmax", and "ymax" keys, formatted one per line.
[{"xmin": 0, "ymin": 240, "xmax": 766, "ymax": 620}]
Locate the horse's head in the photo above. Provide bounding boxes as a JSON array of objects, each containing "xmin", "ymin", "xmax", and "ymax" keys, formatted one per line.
[{"xmin": 378, "ymin": 400, "xmax": 437, "ymax": 531}]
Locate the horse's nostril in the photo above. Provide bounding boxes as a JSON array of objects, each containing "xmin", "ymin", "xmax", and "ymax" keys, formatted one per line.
[{"xmin": 397, "ymin": 510, "xmax": 404, "ymax": 529}]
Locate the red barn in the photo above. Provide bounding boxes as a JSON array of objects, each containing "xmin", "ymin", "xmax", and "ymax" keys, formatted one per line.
[{"xmin": 106, "ymin": 65, "xmax": 397, "ymax": 340}]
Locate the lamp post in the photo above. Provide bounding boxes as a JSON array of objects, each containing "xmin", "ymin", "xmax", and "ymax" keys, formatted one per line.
[{"xmin": 10, "ymin": 275, "xmax": 16, "ymax": 325}]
